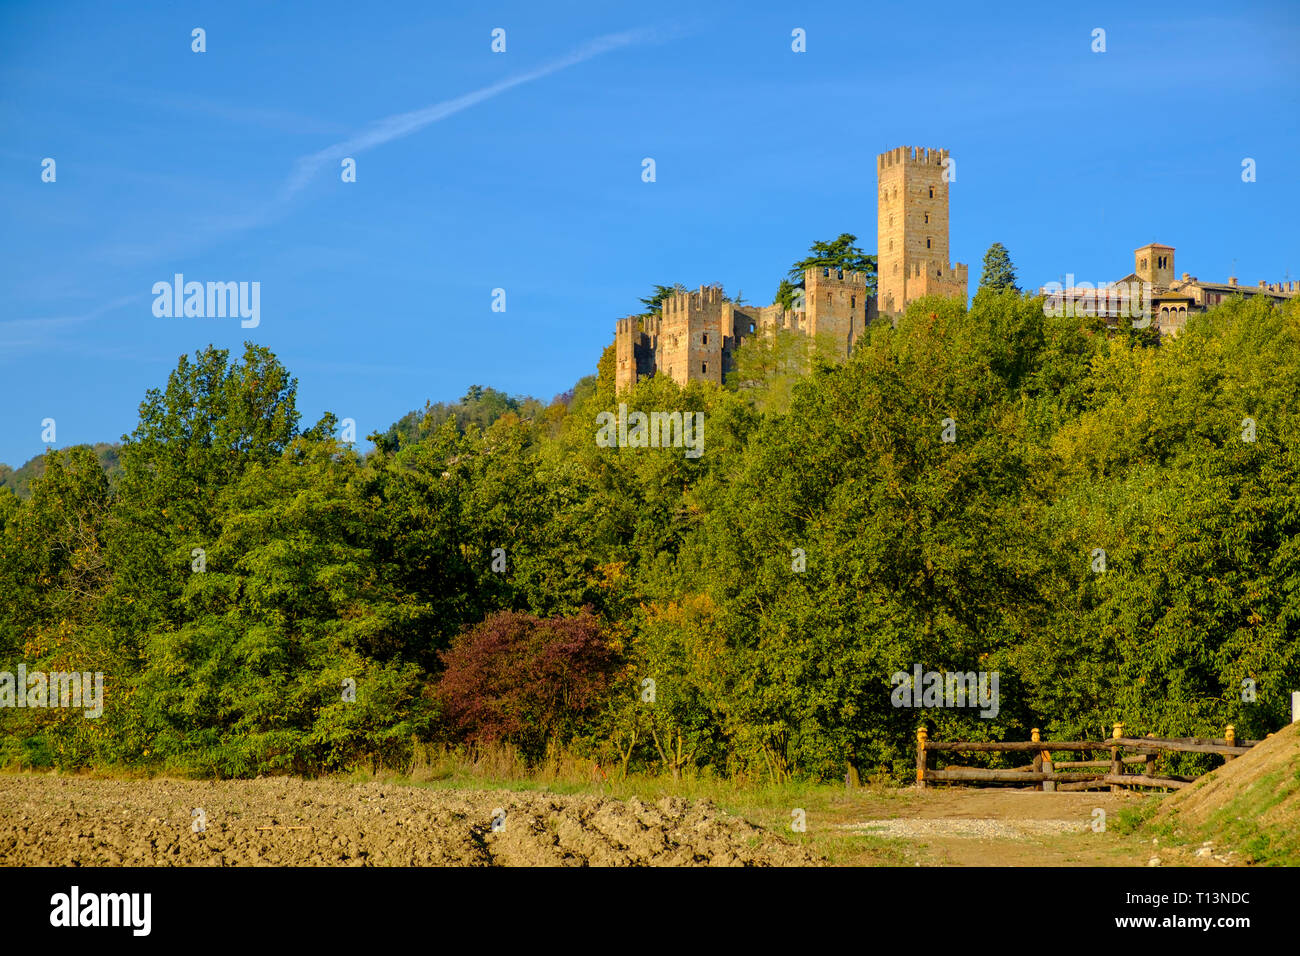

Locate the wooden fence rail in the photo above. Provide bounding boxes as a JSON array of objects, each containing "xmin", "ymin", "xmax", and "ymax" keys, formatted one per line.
[{"xmin": 915, "ymin": 724, "xmax": 1258, "ymax": 792}]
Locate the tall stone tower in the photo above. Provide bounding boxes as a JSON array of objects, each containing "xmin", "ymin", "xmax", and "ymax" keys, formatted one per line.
[{"xmin": 876, "ymin": 146, "xmax": 968, "ymax": 316}]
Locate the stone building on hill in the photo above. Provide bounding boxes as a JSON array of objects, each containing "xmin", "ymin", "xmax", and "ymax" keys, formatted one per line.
[
  {"xmin": 1040, "ymin": 242, "xmax": 1298, "ymax": 336},
  {"xmin": 614, "ymin": 145, "xmax": 968, "ymax": 392}
]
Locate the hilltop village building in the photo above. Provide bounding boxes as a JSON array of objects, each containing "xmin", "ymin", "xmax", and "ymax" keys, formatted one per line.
[
  {"xmin": 1040, "ymin": 243, "xmax": 1298, "ymax": 335},
  {"xmin": 614, "ymin": 146, "xmax": 968, "ymax": 392}
]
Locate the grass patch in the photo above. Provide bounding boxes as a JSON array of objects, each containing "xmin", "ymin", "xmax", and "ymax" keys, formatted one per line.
[{"xmin": 1112, "ymin": 796, "xmax": 1163, "ymax": 835}]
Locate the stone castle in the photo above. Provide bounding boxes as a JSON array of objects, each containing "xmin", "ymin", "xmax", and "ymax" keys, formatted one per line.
[
  {"xmin": 614, "ymin": 144, "xmax": 1297, "ymax": 391},
  {"xmin": 615, "ymin": 146, "xmax": 968, "ymax": 392}
]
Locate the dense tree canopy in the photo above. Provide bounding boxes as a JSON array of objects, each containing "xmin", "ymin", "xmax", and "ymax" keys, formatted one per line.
[{"xmin": 3, "ymin": 291, "xmax": 1298, "ymax": 780}]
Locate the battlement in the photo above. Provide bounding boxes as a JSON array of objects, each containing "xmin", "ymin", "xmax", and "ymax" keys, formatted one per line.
[
  {"xmin": 878, "ymin": 146, "xmax": 950, "ymax": 171},
  {"xmin": 662, "ymin": 285, "xmax": 724, "ymax": 316},
  {"xmin": 908, "ymin": 260, "xmax": 967, "ymax": 281},
  {"xmin": 615, "ymin": 316, "xmax": 641, "ymax": 335},
  {"xmin": 1262, "ymin": 280, "xmax": 1298, "ymax": 294},
  {"xmin": 804, "ymin": 266, "xmax": 867, "ymax": 287}
]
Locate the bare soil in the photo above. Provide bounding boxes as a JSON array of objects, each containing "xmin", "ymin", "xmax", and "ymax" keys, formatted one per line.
[{"xmin": 0, "ymin": 774, "xmax": 819, "ymax": 867}]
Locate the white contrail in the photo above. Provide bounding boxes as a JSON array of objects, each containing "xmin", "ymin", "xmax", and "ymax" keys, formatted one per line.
[
  {"xmin": 281, "ymin": 28, "xmax": 654, "ymax": 200},
  {"xmin": 27, "ymin": 28, "xmax": 658, "ymax": 353}
]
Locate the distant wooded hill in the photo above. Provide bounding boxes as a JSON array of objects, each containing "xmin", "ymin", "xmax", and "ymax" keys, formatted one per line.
[
  {"xmin": 375, "ymin": 384, "xmax": 575, "ymax": 452},
  {"xmin": 0, "ymin": 443, "xmax": 122, "ymax": 499}
]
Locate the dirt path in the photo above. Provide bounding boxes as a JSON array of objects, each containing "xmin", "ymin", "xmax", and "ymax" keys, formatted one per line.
[
  {"xmin": 765, "ymin": 787, "xmax": 1227, "ymax": 866},
  {"xmin": 0, "ymin": 774, "xmax": 817, "ymax": 867}
]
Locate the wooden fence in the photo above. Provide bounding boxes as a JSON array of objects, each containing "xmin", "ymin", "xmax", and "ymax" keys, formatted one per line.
[{"xmin": 915, "ymin": 724, "xmax": 1260, "ymax": 792}]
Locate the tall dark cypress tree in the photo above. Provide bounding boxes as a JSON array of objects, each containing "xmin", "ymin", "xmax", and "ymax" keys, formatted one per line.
[{"xmin": 978, "ymin": 242, "xmax": 1020, "ymax": 293}]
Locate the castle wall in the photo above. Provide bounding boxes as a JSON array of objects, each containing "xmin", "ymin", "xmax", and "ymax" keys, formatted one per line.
[
  {"xmin": 804, "ymin": 266, "xmax": 868, "ymax": 358},
  {"xmin": 656, "ymin": 286, "xmax": 725, "ymax": 386},
  {"xmin": 614, "ymin": 316, "xmax": 645, "ymax": 393},
  {"xmin": 910, "ymin": 261, "xmax": 970, "ymax": 303}
]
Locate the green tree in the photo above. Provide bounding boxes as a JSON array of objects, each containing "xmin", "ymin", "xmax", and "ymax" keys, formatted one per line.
[
  {"xmin": 779, "ymin": 234, "xmax": 878, "ymax": 304},
  {"xmin": 977, "ymin": 242, "xmax": 1020, "ymax": 293},
  {"xmin": 638, "ymin": 283, "xmax": 688, "ymax": 316},
  {"xmin": 102, "ymin": 344, "xmax": 300, "ymax": 640}
]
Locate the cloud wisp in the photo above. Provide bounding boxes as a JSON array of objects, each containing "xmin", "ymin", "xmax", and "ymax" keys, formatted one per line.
[{"xmin": 280, "ymin": 28, "xmax": 656, "ymax": 202}]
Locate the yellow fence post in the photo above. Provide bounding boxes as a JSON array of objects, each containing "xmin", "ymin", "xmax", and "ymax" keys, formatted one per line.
[
  {"xmin": 1110, "ymin": 722, "xmax": 1124, "ymax": 792},
  {"xmin": 1031, "ymin": 727, "xmax": 1042, "ymax": 789}
]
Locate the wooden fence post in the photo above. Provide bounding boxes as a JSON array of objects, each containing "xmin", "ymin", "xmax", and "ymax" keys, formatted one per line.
[
  {"xmin": 916, "ymin": 727, "xmax": 928, "ymax": 789},
  {"xmin": 1031, "ymin": 728, "xmax": 1043, "ymax": 790},
  {"xmin": 1031, "ymin": 728, "xmax": 1055, "ymax": 791},
  {"xmin": 1145, "ymin": 732, "xmax": 1157, "ymax": 777},
  {"xmin": 1224, "ymin": 725, "xmax": 1236, "ymax": 762},
  {"xmin": 1110, "ymin": 723, "xmax": 1123, "ymax": 792}
]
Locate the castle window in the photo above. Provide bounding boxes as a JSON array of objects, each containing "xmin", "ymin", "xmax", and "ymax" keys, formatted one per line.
[
  {"xmin": 924, "ymin": 213, "xmax": 929, "ymax": 224},
  {"xmin": 926, "ymin": 238, "xmax": 932, "ymax": 249},
  {"xmin": 928, "ymin": 187, "xmax": 934, "ymax": 199},
  {"xmin": 702, "ymin": 333, "xmax": 708, "ymax": 345},
  {"xmin": 851, "ymin": 295, "xmax": 856, "ymax": 309},
  {"xmin": 702, "ymin": 363, "xmax": 707, "ymax": 374}
]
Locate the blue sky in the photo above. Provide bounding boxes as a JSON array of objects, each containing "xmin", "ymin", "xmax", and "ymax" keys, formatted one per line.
[{"xmin": 2, "ymin": 0, "xmax": 1297, "ymax": 467}]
